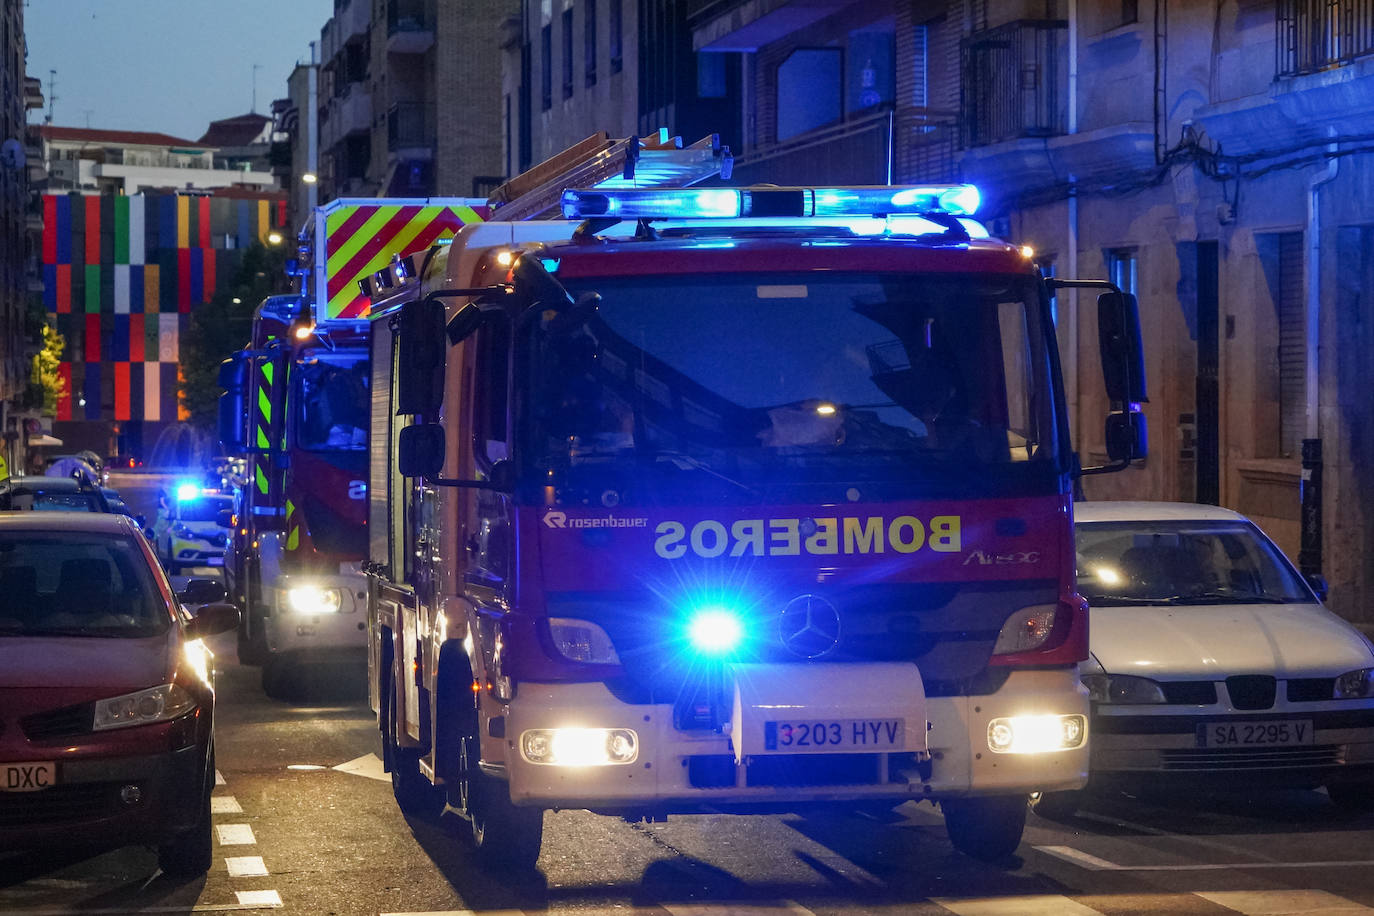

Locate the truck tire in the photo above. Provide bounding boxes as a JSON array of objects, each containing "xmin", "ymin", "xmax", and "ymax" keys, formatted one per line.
[
  {"xmin": 385, "ymin": 689, "xmax": 443, "ymax": 818},
  {"xmin": 235, "ymin": 570, "xmax": 268, "ymax": 666},
  {"xmin": 449, "ymin": 685, "xmax": 543, "ymax": 869},
  {"xmin": 261, "ymin": 656, "xmax": 291, "ymax": 700},
  {"xmin": 1028, "ymin": 789, "xmax": 1084, "ymax": 820},
  {"xmin": 942, "ymin": 795, "xmax": 1027, "ymax": 861}
]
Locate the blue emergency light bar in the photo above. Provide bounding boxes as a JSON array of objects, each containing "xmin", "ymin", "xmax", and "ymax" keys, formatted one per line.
[{"xmin": 560, "ymin": 184, "xmax": 982, "ymax": 221}]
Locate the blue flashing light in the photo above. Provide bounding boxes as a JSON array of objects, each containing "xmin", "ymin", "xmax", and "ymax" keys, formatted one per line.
[
  {"xmin": 687, "ymin": 606, "xmax": 745, "ymax": 656},
  {"xmin": 175, "ymin": 482, "xmax": 201, "ymax": 502},
  {"xmin": 539, "ymin": 258, "xmax": 561, "ymax": 274},
  {"xmin": 560, "ymin": 184, "xmax": 983, "ymax": 221}
]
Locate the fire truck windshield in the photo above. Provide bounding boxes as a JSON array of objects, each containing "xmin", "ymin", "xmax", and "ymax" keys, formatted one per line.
[
  {"xmin": 296, "ymin": 355, "xmax": 369, "ymax": 452},
  {"xmin": 526, "ymin": 272, "xmax": 1058, "ymax": 496}
]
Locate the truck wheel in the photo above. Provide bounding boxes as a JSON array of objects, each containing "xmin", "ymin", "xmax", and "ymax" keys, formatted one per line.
[
  {"xmin": 1028, "ymin": 789, "xmax": 1084, "ymax": 820},
  {"xmin": 236, "ymin": 601, "xmax": 268, "ymax": 666},
  {"xmin": 386, "ymin": 693, "xmax": 443, "ymax": 818},
  {"xmin": 261, "ymin": 657, "xmax": 291, "ymax": 700},
  {"xmin": 451, "ymin": 701, "xmax": 543, "ymax": 869},
  {"xmin": 942, "ymin": 795, "xmax": 1028, "ymax": 861}
]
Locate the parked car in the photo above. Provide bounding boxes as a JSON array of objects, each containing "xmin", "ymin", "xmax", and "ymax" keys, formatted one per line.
[
  {"xmin": 1031, "ymin": 502, "xmax": 1374, "ymax": 818},
  {"xmin": 0, "ymin": 476, "xmax": 113, "ymax": 513},
  {"xmin": 158, "ymin": 486, "xmax": 232, "ymax": 575},
  {"xmin": 0, "ymin": 513, "xmax": 238, "ymax": 875}
]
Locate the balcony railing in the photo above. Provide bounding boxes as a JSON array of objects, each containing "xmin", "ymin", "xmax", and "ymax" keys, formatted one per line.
[
  {"xmin": 387, "ymin": 0, "xmax": 429, "ymax": 35},
  {"xmin": 961, "ymin": 19, "xmax": 1068, "ymax": 148},
  {"xmin": 1277, "ymin": 0, "xmax": 1374, "ymax": 76},
  {"xmin": 387, "ymin": 103, "xmax": 431, "ymax": 152}
]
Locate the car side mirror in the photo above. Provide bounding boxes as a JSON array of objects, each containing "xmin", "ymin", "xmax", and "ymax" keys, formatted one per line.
[
  {"xmin": 1304, "ymin": 573, "xmax": 1329, "ymax": 602},
  {"xmin": 185, "ymin": 602, "xmax": 240, "ymax": 640},
  {"xmin": 134, "ymin": 514, "xmax": 147, "ymax": 529},
  {"xmin": 398, "ymin": 423, "xmax": 444, "ymax": 478},
  {"xmin": 216, "ymin": 508, "xmax": 234, "ymax": 528},
  {"xmin": 179, "ymin": 577, "xmax": 228, "ymax": 606}
]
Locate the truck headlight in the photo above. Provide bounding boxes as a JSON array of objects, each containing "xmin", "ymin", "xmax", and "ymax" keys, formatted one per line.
[
  {"xmin": 1335, "ymin": 668, "xmax": 1374, "ymax": 699},
  {"xmin": 520, "ymin": 727, "xmax": 638, "ymax": 766},
  {"xmin": 991, "ymin": 603, "xmax": 1056, "ymax": 654},
  {"xmin": 285, "ymin": 585, "xmax": 343, "ymax": 614},
  {"xmin": 546, "ymin": 617, "xmax": 620, "ymax": 665},
  {"xmin": 987, "ymin": 714, "xmax": 1086, "ymax": 754},
  {"xmin": 1082, "ymin": 674, "xmax": 1166, "ymax": 704},
  {"xmin": 93, "ymin": 684, "xmax": 197, "ymax": 731}
]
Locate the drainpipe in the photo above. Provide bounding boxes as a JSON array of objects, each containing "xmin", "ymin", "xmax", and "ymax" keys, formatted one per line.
[
  {"xmin": 1300, "ymin": 131, "xmax": 1339, "ymax": 578},
  {"xmin": 1065, "ymin": 0, "xmax": 1080, "ymax": 453},
  {"xmin": 307, "ymin": 41, "xmax": 319, "ymax": 214}
]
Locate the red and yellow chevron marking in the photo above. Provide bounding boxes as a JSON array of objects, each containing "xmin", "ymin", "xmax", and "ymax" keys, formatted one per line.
[{"xmin": 324, "ymin": 203, "xmax": 489, "ymax": 321}]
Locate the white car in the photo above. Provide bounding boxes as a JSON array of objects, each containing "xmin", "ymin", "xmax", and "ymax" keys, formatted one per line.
[{"xmin": 1031, "ymin": 501, "xmax": 1374, "ymax": 817}]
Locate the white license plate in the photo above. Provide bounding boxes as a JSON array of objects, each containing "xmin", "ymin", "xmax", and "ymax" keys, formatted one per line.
[
  {"xmin": 1, "ymin": 761, "xmax": 56, "ymax": 792},
  {"xmin": 1197, "ymin": 719, "xmax": 1314, "ymax": 748},
  {"xmin": 764, "ymin": 719, "xmax": 905, "ymax": 752}
]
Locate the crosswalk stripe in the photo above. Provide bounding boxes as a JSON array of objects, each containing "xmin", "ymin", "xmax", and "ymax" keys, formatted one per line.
[
  {"xmin": 1035, "ymin": 845, "xmax": 1374, "ymax": 872},
  {"xmin": 215, "ymin": 823, "xmax": 256, "ymax": 846},
  {"xmin": 932, "ymin": 894, "xmax": 1104, "ymax": 915},
  {"xmin": 225, "ymin": 856, "xmax": 268, "ymax": 878},
  {"xmin": 211, "ymin": 795, "xmax": 243, "ymax": 814},
  {"xmin": 663, "ymin": 903, "xmax": 813, "ymax": 916},
  {"xmin": 234, "ymin": 890, "xmax": 283, "ymax": 908},
  {"xmin": 1197, "ymin": 890, "xmax": 1374, "ymax": 914}
]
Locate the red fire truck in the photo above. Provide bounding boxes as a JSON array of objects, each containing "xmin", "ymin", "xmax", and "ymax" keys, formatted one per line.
[
  {"xmin": 218, "ymin": 199, "xmax": 486, "ymax": 697},
  {"xmin": 366, "ymin": 182, "xmax": 1147, "ymax": 867}
]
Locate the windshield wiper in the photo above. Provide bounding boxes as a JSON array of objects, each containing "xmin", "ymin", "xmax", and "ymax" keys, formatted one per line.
[
  {"xmin": 654, "ymin": 452, "xmax": 761, "ymax": 498},
  {"xmin": 1162, "ymin": 591, "xmax": 1290, "ymax": 605}
]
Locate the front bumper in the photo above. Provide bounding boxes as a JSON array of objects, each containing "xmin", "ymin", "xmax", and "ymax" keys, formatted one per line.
[
  {"xmin": 0, "ymin": 744, "xmax": 207, "ymax": 848},
  {"xmin": 264, "ymin": 571, "xmax": 369, "ymax": 659},
  {"xmin": 497, "ymin": 667, "xmax": 1088, "ymax": 812},
  {"xmin": 1089, "ymin": 706, "xmax": 1374, "ymax": 788}
]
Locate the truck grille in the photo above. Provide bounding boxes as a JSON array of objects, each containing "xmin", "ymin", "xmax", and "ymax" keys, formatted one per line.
[{"xmin": 1160, "ymin": 745, "xmax": 1343, "ymax": 771}]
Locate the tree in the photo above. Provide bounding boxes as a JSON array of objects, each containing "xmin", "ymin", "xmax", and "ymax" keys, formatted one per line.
[
  {"xmin": 26, "ymin": 323, "xmax": 67, "ymax": 415},
  {"xmin": 180, "ymin": 243, "xmax": 289, "ymax": 431}
]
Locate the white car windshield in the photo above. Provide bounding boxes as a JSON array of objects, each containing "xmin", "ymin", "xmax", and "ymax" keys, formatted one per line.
[{"xmin": 1075, "ymin": 520, "xmax": 1314, "ymax": 606}]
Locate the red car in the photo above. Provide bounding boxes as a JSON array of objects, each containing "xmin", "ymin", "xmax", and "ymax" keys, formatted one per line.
[{"xmin": 0, "ymin": 513, "xmax": 238, "ymax": 875}]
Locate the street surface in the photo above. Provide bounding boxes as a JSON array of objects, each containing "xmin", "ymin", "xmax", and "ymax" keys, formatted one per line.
[{"xmin": 4, "ymin": 474, "xmax": 1374, "ymax": 914}]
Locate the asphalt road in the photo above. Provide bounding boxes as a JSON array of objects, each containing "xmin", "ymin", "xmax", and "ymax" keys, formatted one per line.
[{"xmin": 8, "ymin": 625, "xmax": 1374, "ymax": 915}]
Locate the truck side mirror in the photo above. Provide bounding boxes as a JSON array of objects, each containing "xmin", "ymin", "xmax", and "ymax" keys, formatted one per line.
[
  {"xmin": 1104, "ymin": 410, "xmax": 1148, "ymax": 463},
  {"xmin": 217, "ymin": 356, "xmax": 248, "ymax": 452},
  {"xmin": 398, "ymin": 423, "xmax": 444, "ymax": 478},
  {"xmin": 396, "ymin": 300, "xmax": 446, "ymax": 416},
  {"xmin": 511, "ymin": 252, "xmax": 573, "ymax": 310},
  {"xmin": 1097, "ymin": 292, "xmax": 1147, "ymax": 404}
]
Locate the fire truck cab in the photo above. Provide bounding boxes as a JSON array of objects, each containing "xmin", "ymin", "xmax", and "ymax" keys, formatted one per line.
[{"xmin": 367, "ymin": 183, "xmax": 1148, "ymax": 868}]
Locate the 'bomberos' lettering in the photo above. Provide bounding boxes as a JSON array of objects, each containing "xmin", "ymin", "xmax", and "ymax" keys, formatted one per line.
[{"xmin": 653, "ymin": 515, "xmax": 961, "ymax": 559}]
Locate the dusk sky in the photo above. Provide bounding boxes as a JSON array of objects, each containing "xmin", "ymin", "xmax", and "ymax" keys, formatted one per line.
[{"xmin": 25, "ymin": 0, "xmax": 332, "ymax": 141}]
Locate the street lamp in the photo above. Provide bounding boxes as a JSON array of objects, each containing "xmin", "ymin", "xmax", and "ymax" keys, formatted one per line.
[
  {"xmin": 301, "ymin": 172, "xmax": 318, "ymax": 184},
  {"xmin": 267, "ymin": 231, "xmax": 284, "ymax": 246}
]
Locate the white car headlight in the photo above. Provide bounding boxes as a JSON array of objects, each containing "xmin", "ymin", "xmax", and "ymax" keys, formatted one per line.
[
  {"xmin": 93, "ymin": 683, "xmax": 197, "ymax": 731},
  {"xmin": 1335, "ymin": 668, "xmax": 1374, "ymax": 699},
  {"xmin": 286, "ymin": 585, "xmax": 344, "ymax": 614},
  {"xmin": 991, "ymin": 603, "xmax": 1056, "ymax": 654},
  {"xmin": 546, "ymin": 617, "xmax": 620, "ymax": 665},
  {"xmin": 1082, "ymin": 673, "xmax": 1167, "ymax": 704}
]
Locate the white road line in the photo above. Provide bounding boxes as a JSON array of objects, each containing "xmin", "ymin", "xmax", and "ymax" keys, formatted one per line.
[
  {"xmin": 932, "ymin": 895, "xmax": 1104, "ymax": 916},
  {"xmin": 333, "ymin": 751, "xmax": 390, "ymax": 782},
  {"xmin": 381, "ymin": 911, "xmax": 525, "ymax": 916},
  {"xmin": 234, "ymin": 890, "xmax": 283, "ymax": 908},
  {"xmin": 1034, "ymin": 846, "xmax": 1374, "ymax": 872},
  {"xmin": 664, "ymin": 904, "xmax": 815, "ymax": 916},
  {"xmin": 211, "ymin": 795, "xmax": 244, "ymax": 814},
  {"xmin": 1198, "ymin": 889, "xmax": 1374, "ymax": 914},
  {"xmin": 0, "ymin": 905, "xmax": 282, "ymax": 914},
  {"xmin": 225, "ymin": 855, "xmax": 269, "ymax": 878},
  {"xmin": 216, "ymin": 823, "xmax": 257, "ymax": 846},
  {"xmin": 215, "ymin": 769, "xmax": 226, "ymax": 786}
]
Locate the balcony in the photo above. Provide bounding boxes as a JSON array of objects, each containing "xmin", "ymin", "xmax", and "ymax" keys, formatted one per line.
[
  {"xmin": 688, "ymin": 0, "xmax": 854, "ymax": 52},
  {"xmin": 1277, "ymin": 0, "xmax": 1374, "ymax": 77},
  {"xmin": 387, "ymin": 102, "xmax": 432, "ymax": 157},
  {"xmin": 387, "ymin": 0, "xmax": 434, "ymax": 55},
  {"xmin": 961, "ymin": 19, "xmax": 1068, "ymax": 148}
]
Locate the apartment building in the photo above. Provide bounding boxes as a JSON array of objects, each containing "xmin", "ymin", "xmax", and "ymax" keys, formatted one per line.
[
  {"xmin": 316, "ymin": 0, "xmax": 509, "ymax": 201},
  {"xmin": 40, "ymin": 126, "xmax": 277, "ymax": 195}
]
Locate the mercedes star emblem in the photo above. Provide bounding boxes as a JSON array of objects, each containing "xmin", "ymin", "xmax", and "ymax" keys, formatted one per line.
[{"xmin": 777, "ymin": 594, "xmax": 841, "ymax": 659}]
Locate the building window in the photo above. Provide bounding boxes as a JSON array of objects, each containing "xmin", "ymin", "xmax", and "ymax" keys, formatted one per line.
[
  {"xmin": 698, "ymin": 51, "xmax": 725, "ymax": 98},
  {"xmin": 912, "ymin": 24, "xmax": 928, "ymax": 107},
  {"xmin": 541, "ymin": 24, "xmax": 552, "ymax": 110},
  {"xmin": 1106, "ymin": 248, "xmax": 1138, "ymax": 296},
  {"xmin": 848, "ymin": 26, "xmax": 894, "ymax": 113},
  {"xmin": 776, "ymin": 48, "xmax": 842, "ymax": 141},
  {"xmin": 609, "ymin": 0, "xmax": 622, "ymax": 74},
  {"xmin": 1274, "ymin": 231, "xmax": 1306, "ymax": 459},
  {"xmin": 562, "ymin": 8, "xmax": 574, "ymax": 99},
  {"xmin": 584, "ymin": 0, "xmax": 597, "ymax": 87}
]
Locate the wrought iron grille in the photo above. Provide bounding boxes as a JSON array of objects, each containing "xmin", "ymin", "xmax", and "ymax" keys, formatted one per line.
[
  {"xmin": 1276, "ymin": 0, "xmax": 1374, "ymax": 76},
  {"xmin": 960, "ymin": 20, "xmax": 1068, "ymax": 148}
]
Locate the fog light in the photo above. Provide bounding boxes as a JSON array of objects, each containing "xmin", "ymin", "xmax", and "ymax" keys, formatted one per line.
[
  {"xmin": 987, "ymin": 714, "xmax": 1087, "ymax": 754},
  {"xmin": 520, "ymin": 727, "xmax": 638, "ymax": 766},
  {"xmin": 120, "ymin": 784, "xmax": 142, "ymax": 805}
]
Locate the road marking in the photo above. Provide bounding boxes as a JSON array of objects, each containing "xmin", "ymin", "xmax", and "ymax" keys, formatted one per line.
[
  {"xmin": 1198, "ymin": 890, "xmax": 1374, "ymax": 913},
  {"xmin": 664, "ymin": 904, "xmax": 814, "ymax": 916},
  {"xmin": 215, "ymin": 769, "xmax": 226, "ymax": 786},
  {"xmin": 381, "ymin": 911, "xmax": 526, "ymax": 916},
  {"xmin": 234, "ymin": 890, "xmax": 283, "ymax": 908},
  {"xmin": 1035, "ymin": 845, "xmax": 1374, "ymax": 872},
  {"xmin": 933, "ymin": 895, "xmax": 1104, "ymax": 915},
  {"xmin": 0, "ymin": 905, "xmax": 284, "ymax": 914},
  {"xmin": 225, "ymin": 855, "xmax": 269, "ymax": 878},
  {"xmin": 334, "ymin": 751, "xmax": 390, "ymax": 782},
  {"xmin": 212, "ymin": 795, "xmax": 244, "ymax": 814},
  {"xmin": 216, "ymin": 824, "xmax": 257, "ymax": 846}
]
